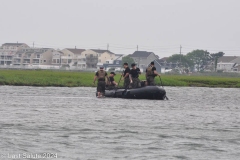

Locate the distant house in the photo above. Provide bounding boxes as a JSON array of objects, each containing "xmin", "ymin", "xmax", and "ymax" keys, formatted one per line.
[
  {"xmin": 232, "ymin": 64, "xmax": 240, "ymax": 72},
  {"xmin": 130, "ymin": 51, "xmax": 158, "ymax": 69},
  {"xmin": 115, "ymin": 54, "xmax": 124, "ymax": 60},
  {"xmin": 1, "ymin": 43, "xmax": 30, "ymax": 51},
  {"xmin": 0, "ymin": 43, "xmax": 30, "ymax": 65},
  {"xmin": 153, "ymin": 58, "xmax": 178, "ymax": 73},
  {"xmin": 103, "ymin": 54, "xmax": 124, "ymax": 70},
  {"xmin": 37, "ymin": 48, "xmax": 54, "ymax": 66},
  {"xmin": 61, "ymin": 48, "xmax": 86, "ymax": 69},
  {"xmin": 11, "ymin": 48, "xmax": 54, "ymax": 66},
  {"xmin": 52, "ymin": 51, "xmax": 64, "ymax": 66},
  {"xmin": 0, "ymin": 50, "xmax": 16, "ymax": 65},
  {"xmin": 217, "ymin": 56, "xmax": 240, "ymax": 72},
  {"xmin": 218, "ymin": 56, "xmax": 238, "ymax": 63},
  {"xmin": 90, "ymin": 49, "xmax": 115, "ymax": 64},
  {"xmin": 81, "ymin": 50, "xmax": 98, "ymax": 68},
  {"xmin": 82, "ymin": 49, "xmax": 116, "ymax": 68},
  {"xmin": 11, "ymin": 51, "xmax": 24, "ymax": 65}
]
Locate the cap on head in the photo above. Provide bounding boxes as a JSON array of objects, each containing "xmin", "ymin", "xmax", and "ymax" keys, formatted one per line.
[
  {"xmin": 123, "ymin": 62, "xmax": 128, "ymax": 66},
  {"xmin": 151, "ymin": 61, "xmax": 154, "ymax": 65},
  {"xmin": 100, "ymin": 66, "xmax": 104, "ymax": 69},
  {"xmin": 131, "ymin": 63, "xmax": 136, "ymax": 67},
  {"xmin": 110, "ymin": 72, "xmax": 116, "ymax": 75}
]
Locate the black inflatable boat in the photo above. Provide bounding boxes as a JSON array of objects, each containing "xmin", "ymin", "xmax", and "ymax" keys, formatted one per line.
[{"xmin": 103, "ymin": 86, "xmax": 167, "ymax": 100}]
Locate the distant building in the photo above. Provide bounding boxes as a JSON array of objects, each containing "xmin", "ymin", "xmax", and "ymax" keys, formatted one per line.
[
  {"xmin": 0, "ymin": 43, "xmax": 30, "ymax": 65},
  {"xmin": 153, "ymin": 58, "xmax": 178, "ymax": 73},
  {"xmin": 217, "ymin": 56, "xmax": 240, "ymax": 72},
  {"xmin": 114, "ymin": 54, "xmax": 124, "ymax": 61},
  {"xmin": 82, "ymin": 50, "xmax": 98, "ymax": 68},
  {"xmin": 90, "ymin": 49, "xmax": 115, "ymax": 64},
  {"xmin": 0, "ymin": 50, "xmax": 16, "ymax": 65},
  {"xmin": 218, "ymin": 56, "xmax": 239, "ymax": 63},
  {"xmin": 52, "ymin": 51, "xmax": 64, "ymax": 66},
  {"xmin": 1, "ymin": 43, "xmax": 30, "ymax": 51},
  {"xmin": 12, "ymin": 48, "xmax": 54, "ymax": 66},
  {"xmin": 103, "ymin": 54, "xmax": 124, "ymax": 70},
  {"xmin": 82, "ymin": 49, "xmax": 115, "ymax": 68},
  {"xmin": 61, "ymin": 48, "xmax": 86, "ymax": 69},
  {"xmin": 130, "ymin": 51, "xmax": 158, "ymax": 69}
]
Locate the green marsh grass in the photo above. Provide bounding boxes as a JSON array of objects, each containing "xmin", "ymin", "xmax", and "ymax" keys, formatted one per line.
[{"xmin": 0, "ymin": 69, "xmax": 240, "ymax": 88}]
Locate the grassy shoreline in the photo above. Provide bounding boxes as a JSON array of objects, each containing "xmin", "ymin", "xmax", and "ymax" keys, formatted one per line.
[{"xmin": 0, "ymin": 69, "xmax": 240, "ymax": 88}]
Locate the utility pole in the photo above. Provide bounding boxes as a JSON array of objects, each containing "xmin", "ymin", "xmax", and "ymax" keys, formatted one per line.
[
  {"xmin": 33, "ymin": 42, "xmax": 34, "ymax": 48},
  {"xmin": 107, "ymin": 44, "xmax": 109, "ymax": 50},
  {"xmin": 180, "ymin": 45, "xmax": 182, "ymax": 67},
  {"xmin": 138, "ymin": 57, "xmax": 140, "ymax": 68},
  {"xmin": 137, "ymin": 45, "xmax": 138, "ymax": 51}
]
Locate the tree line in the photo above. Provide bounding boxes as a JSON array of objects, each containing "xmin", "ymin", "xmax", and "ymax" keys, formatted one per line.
[
  {"xmin": 121, "ymin": 49, "xmax": 225, "ymax": 72},
  {"xmin": 167, "ymin": 50, "xmax": 225, "ymax": 72}
]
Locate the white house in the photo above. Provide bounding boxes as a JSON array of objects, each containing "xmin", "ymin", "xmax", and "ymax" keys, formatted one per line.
[{"xmin": 217, "ymin": 56, "xmax": 240, "ymax": 72}]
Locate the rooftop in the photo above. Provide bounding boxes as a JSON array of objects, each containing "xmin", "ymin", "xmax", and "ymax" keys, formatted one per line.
[
  {"xmin": 159, "ymin": 57, "xmax": 169, "ymax": 61},
  {"xmin": 66, "ymin": 48, "xmax": 86, "ymax": 54},
  {"xmin": 91, "ymin": 49, "xmax": 115, "ymax": 54},
  {"xmin": 115, "ymin": 54, "xmax": 124, "ymax": 56},
  {"xmin": 229, "ymin": 57, "xmax": 240, "ymax": 64},
  {"xmin": 131, "ymin": 51, "xmax": 153, "ymax": 57},
  {"xmin": 2, "ymin": 43, "xmax": 25, "ymax": 46},
  {"xmin": 218, "ymin": 56, "xmax": 239, "ymax": 63},
  {"xmin": 42, "ymin": 48, "xmax": 53, "ymax": 50}
]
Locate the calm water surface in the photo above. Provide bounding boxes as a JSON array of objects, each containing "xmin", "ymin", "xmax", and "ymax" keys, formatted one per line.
[{"xmin": 0, "ymin": 86, "xmax": 240, "ymax": 160}]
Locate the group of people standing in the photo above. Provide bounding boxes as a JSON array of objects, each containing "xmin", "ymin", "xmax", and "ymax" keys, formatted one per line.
[{"xmin": 93, "ymin": 61, "xmax": 160, "ymax": 98}]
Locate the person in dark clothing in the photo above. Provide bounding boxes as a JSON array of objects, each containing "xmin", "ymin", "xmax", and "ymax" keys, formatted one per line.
[
  {"xmin": 107, "ymin": 72, "xmax": 118, "ymax": 89},
  {"xmin": 93, "ymin": 66, "xmax": 108, "ymax": 97},
  {"xmin": 145, "ymin": 61, "xmax": 160, "ymax": 86},
  {"xmin": 122, "ymin": 63, "xmax": 130, "ymax": 88},
  {"xmin": 129, "ymin": 63, "xmax": 141, "ymax": 88}
]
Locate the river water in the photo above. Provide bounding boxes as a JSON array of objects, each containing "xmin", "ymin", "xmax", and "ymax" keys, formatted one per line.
[{"xmin": 0, "ymin": 86, "xmax": 239, "ymax": 160}]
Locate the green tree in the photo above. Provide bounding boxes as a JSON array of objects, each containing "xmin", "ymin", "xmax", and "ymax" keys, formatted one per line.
[
  {"xmin": 186, "ymin": 50, "xmax": 211, "ymax": 71},
  {"xmin": 210, "ymin": 52, "xmax": 225, "ymax": 71},
  {"xmin": 167, "ymin": 54, "xmax": 194, "ymax": 69},
  {"xmin": 121, "ymin": 56, "xmax": 135, "ymax": 66}
]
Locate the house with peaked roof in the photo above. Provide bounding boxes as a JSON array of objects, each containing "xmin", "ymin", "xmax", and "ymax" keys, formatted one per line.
[
  {"xmin": 1, "ymin": 43, "xmax": 30, "ymax": 51},
  {"xmin": 52, "ymin": 51, "xmax": 64, "ymax": 66},
  {"xmin": 90, "ymin": 49, "xmax": 115, "ymax": 64},
  {"xmin": 81, "ymin": 49, "xmax": 116, "ymax": 68},
  {"xmin": 217, "ymin": 56, "xmax": 238, "ymax": 63},
  {"xmin": 11, "ymin": 48, "xmax": 54, "ymax": 66},
  {"xmin": 153, "ymin": 58, "xmax": 178, "ymax": 73},
  {"xmin": 0, "ymin": 43, "xmax": 30, "ymax": 65},
  {"xmin": 81, "ymin": 50, "xmax": 98, "ymax": 68},
  {"xmin": 129, "ymin": 51, "xmax": 159, "ymax": 69},
  {"xmin": 217, "ymin": 56, "xmax": 240, "ymax": 72},
  {"xmin": 61, "ymin": 48, "xmax": 86, "ymax": 69},
  {"xmin": 103, "ymin": 54, "xmax": 124, "ymax": 71}
]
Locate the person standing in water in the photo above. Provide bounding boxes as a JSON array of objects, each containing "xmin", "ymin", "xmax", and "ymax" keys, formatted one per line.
[{"xmin": 93, "ymin": 66, "xmax": 108, "ymax": 97}]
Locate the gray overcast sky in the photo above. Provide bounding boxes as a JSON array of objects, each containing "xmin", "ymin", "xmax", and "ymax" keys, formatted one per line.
[{"xmin": 1, "ymin": 0, "xmax": 240, "ymax": 57}]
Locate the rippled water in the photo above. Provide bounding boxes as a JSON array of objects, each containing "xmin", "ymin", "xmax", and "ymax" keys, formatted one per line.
[{"xmin": 0, "ymin": 86, "xmax": 240, "ymax": 160}]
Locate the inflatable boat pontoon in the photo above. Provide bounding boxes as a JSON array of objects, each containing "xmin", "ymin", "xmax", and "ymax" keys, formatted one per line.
[{"xmin": 102, "ymin": 86, "xmax": 167, "ymax": 100}]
